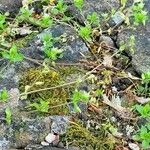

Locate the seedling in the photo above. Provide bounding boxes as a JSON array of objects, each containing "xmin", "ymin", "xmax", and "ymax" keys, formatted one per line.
[
  {"xmin": 133, "ymin": 125, "xmax": 150, "ymax": 149},
  {"xmin": 51, "ymin": 0, "xmax": 67, "ymax": 15},
  {"xmin": 87, "ymin": 12, "xmax": 99, "ymax": 27},
  {"xmin": 136, "ymin": 72, "xmax": 150, "ymax": 97},
  {"xmin": 79, "ymin": 25, "xmax": 92, "ymax": 42},
  {"xmin": 132, "ymin": 2, "xmax": 148, "ymax": 26},
  {"xmin": 5, "ymin": 107, "xmax": 12, "ymax": 125},
  {"xmin": 41, "ymin": 33, "xmax": 63, "ymax": 60},
  {"xmin": 0, "ymin": 13, "xmax": 6, "ymax": 30},
  {"xmin": 29, "ymin": 99, "xmax": 49, "ymax": 113},
  {"xmin": 0, "ymin": 88, "xmax": 8, "ymax": 102},
  {"xmin": 135, "ymin": 104, "xmax": 150, "ymax": 118},
  {"xmin": 72, "ymin": 89, "xmax": 90, "ymax": 112},
  {"xmin": 2, "ymin": 44, "xmax": 24, "ymax": 62},
  {"xmin": 74, "ymin": 0, "xmax": 84, "ymax": 12},
  {"xmin": 38, "ymin": 15, "xmax": 53, "ymax": 28}
]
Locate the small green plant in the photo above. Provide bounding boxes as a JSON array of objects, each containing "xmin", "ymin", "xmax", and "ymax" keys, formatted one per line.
[
  {"xmin": 72, "ymin": 89, "xmax": 90, "ymax": 112},
  {"xmin": 5, "ymin": 107, "xmax": 12, "ymax": 125},
  {"xmin": 17, "ymin": 7, "xmax": 32, "ymax": 22},
  {"xmin": 41, "ymin": 33, "xmax": 63, "ymax": 60},
  {"xmin": 133, "ymin": 125, "xmax": 150, "ymax": 149},
  {"xmin": 79, "ymin": 25, "xmax": 92, "ymax": 42},
  {"xmin": 51, "ymin": 0, "xmax": 67, "ymax": 15},
  {"xmin": 0, "ymin": 13, "xmax": 6, "ymax": 30},
  {"xmin": 38, "ymin": 15, "xmax": 53, "ymax": 28},
  {"xmin": 136, "ymin": 72, "xmax": 150, "ymax": 97},
  {"xmin": 0, "ymin": 88, "xmax": 8, "ymax": 102},
  {"xmin": 29, "ymin": 99, "xmax": 49, "ymax": 113},
  {"xmin": 135, "ymin": 104, "xmax": 150, "ymax": 118},
  {"xmin": 74, "ymin": 0, "xmax": 84, "ymax": 12},
  {"xmin": 2, "ymin": 44, "xmax": 24, "ymax": 62},
  {"xmin": 87, "ymin": 12, "xmax": 99, "ymax": 26},
  {"xmin": 132, "ymin": 2, "xmax": 148, "ymax": 26}
]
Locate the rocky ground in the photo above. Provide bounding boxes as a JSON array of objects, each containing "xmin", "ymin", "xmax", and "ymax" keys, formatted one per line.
[{"xmin": 0, "ymin": 0, "xmax": 150, "ymax": 150}]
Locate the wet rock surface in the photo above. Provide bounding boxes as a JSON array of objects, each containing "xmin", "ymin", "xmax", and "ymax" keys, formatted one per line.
[
  {"xmin": 117, "ymin": 0, "xmax": 150, "ymax": 74},
  {"xmin": 0, "ymin": 0, "xmax": 22, "ymax": 13}
]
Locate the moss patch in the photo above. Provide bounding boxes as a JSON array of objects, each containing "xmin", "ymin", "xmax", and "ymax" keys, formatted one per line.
[
  {"xmin": 62, "ymin": 121, "xmax": 116, "ymax": 150},
  {"xmin": 19, "ymin": 66, "xmax": 83, "ymax": 115}
]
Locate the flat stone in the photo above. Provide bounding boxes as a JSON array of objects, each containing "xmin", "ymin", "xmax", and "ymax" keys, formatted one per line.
[{"xmin": 117, "ymin": 0, "xmax": 150, "ymax": 74}]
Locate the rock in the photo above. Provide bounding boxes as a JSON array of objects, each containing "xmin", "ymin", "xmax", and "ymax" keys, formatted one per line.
[
  {"xmin": 0, "ymin": 0, "xmax": 22, "ymax": 13},
  {"xmin": 25, "ymin": 24, "xmax": 89, "ymax": 63},
  {"xmin": 0, "ymin": 117, "xmax": 51, "ymax": 149},
  {"xmin": 0, "ymin": 60, "xmax": 35, "ymax": 90},
  {"xmin": 50, "ymin": 116, "xmax": 70, "ymax": 134},
  {"xmin": 25, "ymin": 144, "xmax": 79, "ymax": 150},
  {"xmin": 0, "ymin": 88, "xmax": 20, "ymax": 112},
  {"xmin": 128, "ymin": 143, "xmax": 140, "ymax": 150},
  {"xmin": 108, "ymin": 11, "xmax": 125, "ymax": 27},
  {"xmin": 99, "ymin": 35, "xmax": 115, "ymax": 48},
  {"xmin": 65, "ymin": 0, "xmax": 120, "ymax": 25},
  {"xmin": 45, "ymin": 133, "xmax": 57, "ymax": 144},
  {"xmin": 117, "ymin": 0, "xmax": 150, "ymax": 74}
]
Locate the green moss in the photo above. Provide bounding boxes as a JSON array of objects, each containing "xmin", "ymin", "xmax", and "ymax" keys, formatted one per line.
[
  {"xmin": 62, "ymin": 121, "xmax": 115, "ymax": 150},
  {"xmin": 19, "ymin": 66, "xmax": 83, "ymax": 115},
  {"xmin": 15, "ymin": 32, "xmax": 38, "ymax": 49}
]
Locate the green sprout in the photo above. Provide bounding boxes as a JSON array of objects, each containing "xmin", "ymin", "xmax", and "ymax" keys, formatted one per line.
[
  {"xmin": 0, "ymin": 88, "xmax": 8, "ymax": 102},
  {"xmin": 132, "ymin": 2, "xmax": 148, "ymax": 26},
  {"xmin": 72, "ymin": 89, "xmax": 90, "ymax": 112},
  {"xmin": 2, "ymin": 44, "xmax": 24, "ymax": 62},
  {"xmin": 79, "ymin": 25, "xmax": 92, "ymax": 42},
  {"xmin": 5, "ymin": 107, "xmax": 12, "ymax": 125},
  {"xmin": 29, "ymin": 99, "xmax": 49, "ymax": 113}
]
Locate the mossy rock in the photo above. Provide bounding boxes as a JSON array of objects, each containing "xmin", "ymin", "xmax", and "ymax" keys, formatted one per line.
[
  {"xmin": 19, "ymin": 66, "xmax": 84, "ymax": 115},
  {"xmin": 62, "ymin": 121, "xmax": 116, "ymax": 150}
]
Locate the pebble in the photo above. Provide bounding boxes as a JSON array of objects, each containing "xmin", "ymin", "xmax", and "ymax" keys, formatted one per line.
[
  {"xmin": 128, "ymin": 143, "xmax": 140, "ymax": 150},
  {"xmin": 41, "ymin": 141, "xmax": 49, "ymax": 146},
  {"xmin": 45, "ymin": 133, "xmax": 56, "ymax": 144}
]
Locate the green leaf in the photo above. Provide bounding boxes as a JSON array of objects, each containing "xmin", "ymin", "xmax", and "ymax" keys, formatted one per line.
[
  {"xmin": 87, "ymin": 12, "xmax": 99, "ymax": 26},
  {"xmin": 5, "ymin": 107, "xmax": 12, "ymax": 125},
  {"xmin": 79, "ymin": 26, "xmax": 92, "ymax": 41},
  {"xmin": 39, "ymin": 15, "xmax": 53, "ymax": 28},
  {"xmin": 72, "ymin": 89, "xmax": 90, "ymax": 112},
  {"xmin": 142, "ymin": 140, "xmax": 150, "ymax": 149},
  {"xmin": 0, "ymin": 13, "xmax": 6, "ymax": 30},
  {"xmin": 2, "ymin": 44, "xmax": 24, "ymax": 62},
  {"xmin": 30, "ymin": 99, "xmax": 49, "ymax": 113},
  {"xmin": 74, "ymin": 0, "xmax": 84, "ymax": 11},
  {"xmin": 0, "ymin": 88, "xmax": 8, "ymax": 102},
  {"xmin": 46, "ymin": 48, "xmax": 63, "ymax": 60}
]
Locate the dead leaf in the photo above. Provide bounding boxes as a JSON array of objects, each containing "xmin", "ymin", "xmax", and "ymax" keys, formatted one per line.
[
  {"xmin": 102, "ymin": 55, "xmax": 113, "ymax": 67},
  {"xmin": 135, "ymin": 96, "xmax": 150, "ymax": 104}
]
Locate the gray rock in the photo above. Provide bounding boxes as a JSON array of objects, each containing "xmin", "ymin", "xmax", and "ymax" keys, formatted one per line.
[
  {"xmin": 0, "ymin": 117, "xmax": 51, "ymax": 149},
  {"xmin": 25, "ymin": 144, "xmax": 79, "ymax": 150},
  {"xmin": 117, "ymin": 0, "xmax": 150, "ymax": 74},
  {"xmin": 65, "ymin": 0, "xmax": 120, "ymax": 25},
  {"xmin": 0, "ymin": 0, "xmax": 22, "ymax": 13},
  {"xmin": 99, "ymin": 35, "xmax": 115, "ymax": 48},
  {"xmin": 50, "ymin": 116, "xmax": 70, "ymax": 134},
  {"xmin": 25, "ymin": 24, "xmax": 89, "ymax": 63}
]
